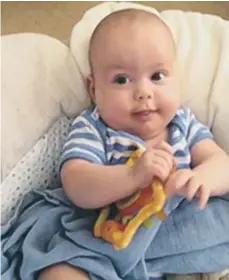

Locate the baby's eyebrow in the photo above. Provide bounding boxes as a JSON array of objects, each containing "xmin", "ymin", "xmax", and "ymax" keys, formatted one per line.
[
  {"xmin": 149, "ymin": 61, "xmax": 169, "ymax": 68},
  {"xmin": 151, "ymin": 62, "xmax": 173, "ymax": 71},
  {"xmin": 153, "ymin": 62, "xmax": 165, "ymax": 67},
  {"xmin": 105, "ymin": 63, "xmax": 128, "ymax": 71},
  {"xmin": 104, "ymin": 61, "xmax": 170, "ymax": 73}
]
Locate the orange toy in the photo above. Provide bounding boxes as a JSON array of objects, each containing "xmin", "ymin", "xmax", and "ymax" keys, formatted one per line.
[{"xmin": 94, "ymin": 148, "xmax": 168, "ymax": 250}]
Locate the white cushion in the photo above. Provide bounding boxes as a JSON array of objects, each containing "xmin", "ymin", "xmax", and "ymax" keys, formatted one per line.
[
  {"xmin": 70, "ymin": 2, "xmax": 229, "ymax": 154},
  {"xmin": 1, "ymin": 115, "xmax": 71, "ymax": 224},
  {"xmin": 1, "ymin": 33, "xmax": 90, "ymax": 180},
  {"xmin": 161, "ymin": 10, "xmax": 229, "ymax": 154}
]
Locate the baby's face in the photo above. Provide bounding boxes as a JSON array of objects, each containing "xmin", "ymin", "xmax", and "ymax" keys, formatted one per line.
[{"xmin": 89, "ymin": 15, "xmax": 180, "ymax": 140}]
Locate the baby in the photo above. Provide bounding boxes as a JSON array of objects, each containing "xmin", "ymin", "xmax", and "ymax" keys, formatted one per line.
[{"xmin": 39, "ymin": 8, "xmax": 229, "ymax": 280}]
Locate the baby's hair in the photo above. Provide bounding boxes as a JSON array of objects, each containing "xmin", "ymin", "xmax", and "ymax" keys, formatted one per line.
[{"xmin": 88, "ymin": 8, "xmax": 172, "ymax": 73}]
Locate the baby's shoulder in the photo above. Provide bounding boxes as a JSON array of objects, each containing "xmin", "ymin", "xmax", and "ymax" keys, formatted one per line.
[
  {"xmin": 172, "ymin": 106, "xmax": 194, "ymax": 134},
  {"xmin": 172, "ymin": 105, "xmax": 213, "ymax": 148},
  {"xmin": 72, "ymin": 107, "xmax": 96, "ymax": 123},
  {"xmin": 70, "ymin": 107, "xmax": 108, "ymax": 144},
  {"xmin": 71, "ymin": 107, "xmax": 102, "ymax": 129},
  {"xmin": 175, "ymin": 106, "xmax": 193, "ymax": 122}
]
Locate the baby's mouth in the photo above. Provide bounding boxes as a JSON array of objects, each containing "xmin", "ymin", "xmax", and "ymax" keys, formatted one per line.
[{"xmin": 132, "ymin": 109, "xmax": 158, "ymax": 120}]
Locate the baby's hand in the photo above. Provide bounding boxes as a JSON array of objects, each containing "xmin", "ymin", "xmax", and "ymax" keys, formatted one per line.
[
  {"xmin": 131, "ymin": 142, "xmax": 174, "ymax": 189},
  {"xmin": 165, "ymin": 169, "xmax": 210, "ymax": 209}
]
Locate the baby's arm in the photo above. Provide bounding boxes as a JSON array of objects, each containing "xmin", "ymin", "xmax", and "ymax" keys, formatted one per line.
[
  {"xmin": 165, "ymin": 138, "xmax": 229, "ymax": 208},
  {"xmin": 61, "ymin": 141, "xmax": 174, "ymax": 209},
  {"xmin": 61, "ymin": 159, "xmax": 138, "ymax": 209},
  {"xmin": 191, "ymin": 138, "xmax": 229, "ymax": 196},
  {"xmin": 165, "ymin": 107, "xmax": 229, "ymax": 208},
  {"xmin": 59, "ymin": 114, "xmax": 140, "ymax": 209}
]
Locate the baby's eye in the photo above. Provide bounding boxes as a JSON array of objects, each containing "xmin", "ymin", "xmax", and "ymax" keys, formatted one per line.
[
  {"xmin": 151, "ymin": 72, "xmax": 166, "ymax": 81},
  {"xmin": 113, "ymin": 75, "xmax": 130, "ymax": 85}
]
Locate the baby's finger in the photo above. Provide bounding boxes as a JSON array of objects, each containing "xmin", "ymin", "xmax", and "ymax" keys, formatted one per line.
[
  {"xmin": 198, "ymin": 186, "xmax": 210, "ymax": 210},
  {"xmin": 165, "ymin": 170, "xmax": 193, "ymax": 197},
  {"xmin": 153, "ymin": 164, "xmax": 170, "ymax": 182},
  {"xmin": 186, "ymin": 177, "xmax": 200, "ymax": 201},
  {"xmin": 145, "ymin": 135, "xmax": 165, "ymax": 149},
  {"xmin": 164, "ymin": 172, "xmax": 178, "ymax": 197},
  {"xmin": 157, "ymin": 141, "xmax": 174, "ymax": 155},
  {"xmin": 153, "ymin": 150, "xmax": 174, "ymax": 170}
]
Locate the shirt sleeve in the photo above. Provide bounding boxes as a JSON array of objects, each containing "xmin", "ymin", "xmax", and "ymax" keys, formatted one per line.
[
  {"xmin": 59, "ymin": 115, "xmax": 106, "ymax": 170},
  {"xmin": 185, "ymin": 107, "xmax": 213, "ymax": 149}
]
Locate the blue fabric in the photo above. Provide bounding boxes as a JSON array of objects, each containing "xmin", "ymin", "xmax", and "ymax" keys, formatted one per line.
[{"xmin": 1, "ymin": 187, "xmax": 229, "ymax": 280}]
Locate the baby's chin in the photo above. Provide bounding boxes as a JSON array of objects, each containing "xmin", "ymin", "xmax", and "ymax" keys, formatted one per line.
[
  {"xmin": 103, "ymin": 118, "xmax": 165, "ymax": 140},
  {"xmin": 129, "ymin": 122, "xmax": 170, "ymax": 141}
]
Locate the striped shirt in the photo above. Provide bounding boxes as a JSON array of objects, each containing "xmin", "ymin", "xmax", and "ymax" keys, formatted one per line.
[{"xmin": 60, "ymin": 106, "xmax": 213, "ymax": 170}]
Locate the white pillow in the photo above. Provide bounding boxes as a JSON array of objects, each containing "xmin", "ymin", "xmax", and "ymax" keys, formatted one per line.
[
  {"xmin": 160, "ymin": 10, "xmax": 229, "ymax": 154},
  {"xmin": 70, "ymin": 2, "xmax": 229, "ymax": 154},
  {"xmin": 1, "ymin": 33, "xmax": 90, "ymax": 181}
]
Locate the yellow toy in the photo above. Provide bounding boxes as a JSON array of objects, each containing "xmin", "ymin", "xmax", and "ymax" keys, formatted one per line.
[{"xmin": 94, "ymin": 148, "xmax": 168, "ymax": 250}]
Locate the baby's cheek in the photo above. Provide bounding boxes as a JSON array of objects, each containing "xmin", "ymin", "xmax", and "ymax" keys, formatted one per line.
[
  {"xmin": 108, "ymin": 97, "xmax": 128, "ymax": 111},
  {"xmin": 107, "ymin": 105, "xmax": 125, "ymax": 120},
  {"xmin": 105, "ymin": 102, "xmax": 129, "ymax": 128},
  {"xmin": 163, "ymin": 93, "xmax": 180, "ymax": 117}
]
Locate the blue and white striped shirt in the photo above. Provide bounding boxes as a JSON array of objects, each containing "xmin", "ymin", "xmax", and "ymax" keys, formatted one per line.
[{"xmin": 60, "ymin": 106, "xmax": 213, "ymax": 170}]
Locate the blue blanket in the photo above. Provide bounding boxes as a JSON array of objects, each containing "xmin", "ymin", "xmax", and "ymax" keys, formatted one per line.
[{"xmin": 1, "ymin": 187, "xmax": 229, "ymax": 280}]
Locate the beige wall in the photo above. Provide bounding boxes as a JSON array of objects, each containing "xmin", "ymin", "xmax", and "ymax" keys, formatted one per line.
[{"xmin": 2, "ymin": 1, "xmax": 229, "ymax": 43}]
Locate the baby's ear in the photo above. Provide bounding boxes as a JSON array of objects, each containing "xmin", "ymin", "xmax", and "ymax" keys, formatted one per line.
[{"xmin": 86, "ymin": 74, "xmax": 95, "ymax": 101}]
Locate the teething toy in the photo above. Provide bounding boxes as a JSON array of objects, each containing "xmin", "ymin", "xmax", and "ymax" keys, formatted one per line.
[{"xmin": 94, "ymin": 148, "xmax": 168, "ymax": 250}]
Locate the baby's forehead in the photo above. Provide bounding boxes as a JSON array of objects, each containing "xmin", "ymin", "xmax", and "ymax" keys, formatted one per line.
[
  {"xmin": 90, "ymin": 9, "xmax": 166, "ymax": 46},
  {"xmin": 89, "ymin": 9, "xmax": 175, "ymax": 70}
]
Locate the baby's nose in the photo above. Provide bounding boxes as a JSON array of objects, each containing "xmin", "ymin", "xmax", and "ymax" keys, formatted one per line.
[
  {"xmin": 136, "ymin": 92, "xmax": 152, "ymax": 100},
  {"xmin": 134, "ymin": 86, "xmax": 154, "ymax": 101},
  {"xmin": 133, "ymin": 80, "xmax": 156, "ymax": 101}
]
